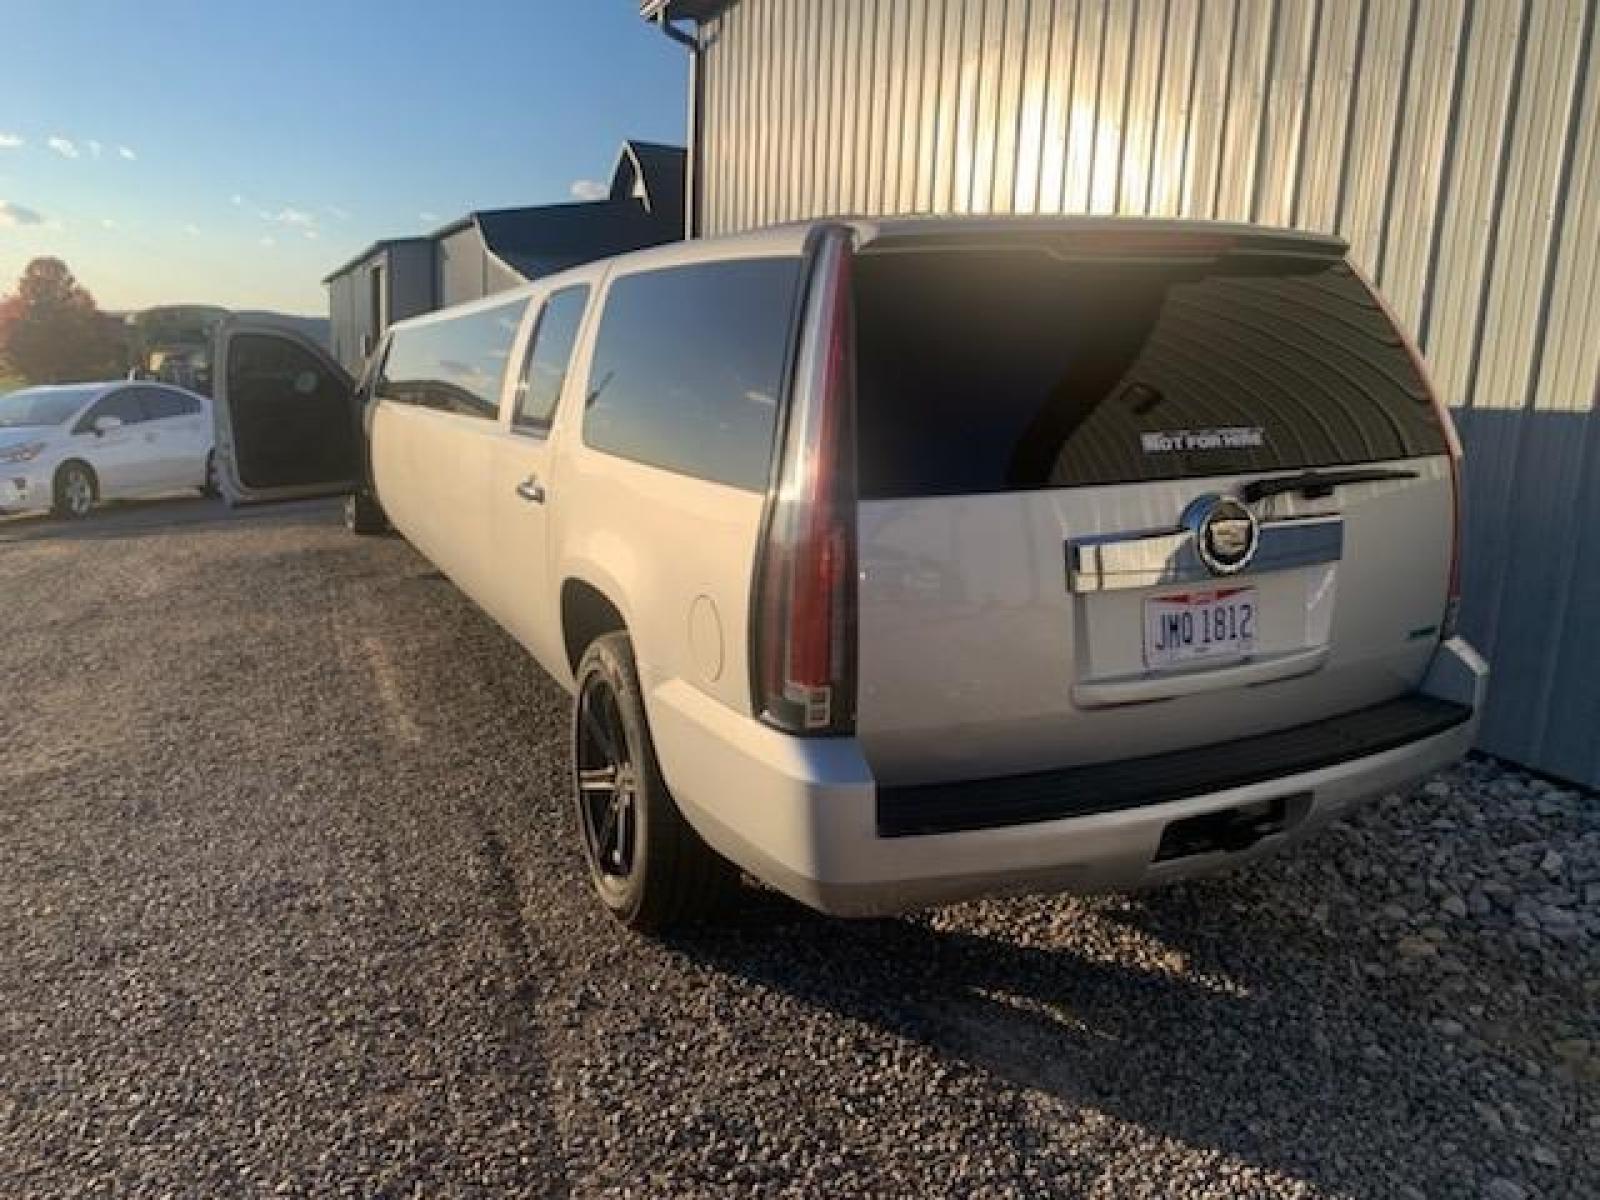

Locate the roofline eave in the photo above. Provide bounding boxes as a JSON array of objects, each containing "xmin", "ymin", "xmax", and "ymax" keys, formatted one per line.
[{"xmin": 639, "ymin": 0, "xmax": 733, "ymax": 22}]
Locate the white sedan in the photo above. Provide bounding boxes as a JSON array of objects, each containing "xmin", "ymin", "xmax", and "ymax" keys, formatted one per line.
[{"xmin": 0, "ymin": 381, "xmax": 215, "ymax": 519}]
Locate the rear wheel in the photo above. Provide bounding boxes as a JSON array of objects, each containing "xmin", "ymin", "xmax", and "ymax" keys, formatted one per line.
[
  {"xmin": 344, "ymin": 490, "xmax": 388, "ymax": 535},
  {"xmin": 52, "ymin": 462, "xmax": 96, "ymax": 519},
  {"xmin": 572, "ymin": 632, "xmax": 735, "ymax": 931}
]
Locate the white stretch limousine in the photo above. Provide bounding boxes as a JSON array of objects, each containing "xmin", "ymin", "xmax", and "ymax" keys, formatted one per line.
[{"xmin": 214, "ymin": 217, "xmax": 1486, "ymax": 931}]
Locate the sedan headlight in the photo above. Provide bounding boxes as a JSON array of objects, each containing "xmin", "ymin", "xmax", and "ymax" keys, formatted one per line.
[{"xmin": 0, "ymin": 441, "xmax": 46, "ymax": 464}]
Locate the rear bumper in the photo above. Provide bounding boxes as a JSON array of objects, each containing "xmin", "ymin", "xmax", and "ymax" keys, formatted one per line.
[{"xmin": 648, "ymin": 637, "xmax": 1488, "ymax": 917}]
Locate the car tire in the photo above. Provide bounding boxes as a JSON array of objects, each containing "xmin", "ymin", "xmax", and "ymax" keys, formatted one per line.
[
  {"xmin": 52, "ymin": 461, "xmax": 97, "ymax": 519},
  {"xmin": 344, "ymin": 490, "xmax": 389, "ymax": 535},
  {"xmin": 572, "ymin": 631, "xmax": 736, "ymax": 931}
]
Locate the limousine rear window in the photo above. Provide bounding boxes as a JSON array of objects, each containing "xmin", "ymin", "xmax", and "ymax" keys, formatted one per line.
[
  {"xmin": 582, "ymin": 257, "xmax": 802, "ymax": 491},
  {"xmin": 378, "ymin": 297, "xmax": 528, "ymax": 421},
  {"xmin": 852, "ymin": 248, "xmax": 1449, "ymax": 498}
]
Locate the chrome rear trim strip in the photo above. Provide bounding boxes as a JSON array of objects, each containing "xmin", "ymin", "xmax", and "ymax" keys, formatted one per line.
[{"xmin": 1068, "ymin": 515, "xmax": 1343, "ymax": 593}]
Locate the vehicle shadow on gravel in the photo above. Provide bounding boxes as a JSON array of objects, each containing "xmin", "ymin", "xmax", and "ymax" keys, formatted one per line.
[
  {"xmin": 0, "ymin": 495, "xmax": 340, "ymax": 544},
  {"xmin": 666, "ymin": 878, "xmax": 1483, "ymax": 1194}
]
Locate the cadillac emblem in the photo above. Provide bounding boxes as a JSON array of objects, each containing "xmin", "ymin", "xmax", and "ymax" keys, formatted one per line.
[{"xmin": 1184, "ymin": 494, "xmax": 1261, "ymax": 576}]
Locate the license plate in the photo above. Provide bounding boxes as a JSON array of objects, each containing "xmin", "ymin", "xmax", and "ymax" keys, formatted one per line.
[{"xmin": 1144, "ymin": 587, "xmax": 1258, "ymax": 669}]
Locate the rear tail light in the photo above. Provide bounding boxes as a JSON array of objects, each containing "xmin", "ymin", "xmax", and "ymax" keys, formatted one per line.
[
  {"xmin": 753, "ymin": 227, "xmax": 859, "ymax": 735},
  {"xmin": 1354, "ymin": 263, "xmax": 1464, "ymax": 640}
]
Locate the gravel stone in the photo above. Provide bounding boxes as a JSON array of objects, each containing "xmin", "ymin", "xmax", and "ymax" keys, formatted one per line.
[{"xmin": 2, "ymin": 498, "xmax": 1597, "ymax": 1199}]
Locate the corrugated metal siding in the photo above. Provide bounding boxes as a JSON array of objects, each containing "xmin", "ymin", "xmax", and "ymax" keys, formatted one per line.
[
  {"xmin": 327, "ymin": 269, "xmax": 369, "ymax": 374},
  {"xmin": 696, "ymin": 0, "xmax": 1600, "ymax": 785},
  {"xmin": 386, "ymin": 242, "xmax": 437, "ymax": 324}
]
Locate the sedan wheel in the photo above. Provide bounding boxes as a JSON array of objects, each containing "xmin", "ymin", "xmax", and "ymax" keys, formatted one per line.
[{"xmin": 54, "ymin": 464, "xmax": 95, "ymax": 519}]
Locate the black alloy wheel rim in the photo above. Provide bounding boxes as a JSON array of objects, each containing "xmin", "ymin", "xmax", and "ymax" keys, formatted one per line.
[{"xmin": 576, "ymin": 676, "xmax": 638, "ymax": 888}]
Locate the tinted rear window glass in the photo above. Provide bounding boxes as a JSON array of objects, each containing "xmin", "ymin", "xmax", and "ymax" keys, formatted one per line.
[
  {"xmin": 582, "ymin": 258, "xmax": 801, "ymax": 491},
  {"xmin": 379, "ymin": 298, "xmax": 526, "ymax": 421},
  {"xmin": 854, "ymin": 250, "xmax": 1447, "ymax": 498}
]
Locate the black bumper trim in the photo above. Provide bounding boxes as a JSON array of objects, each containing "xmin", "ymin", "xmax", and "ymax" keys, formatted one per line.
[{"xmin": 876, "ymin": 694, "xmax": 1472, "ymax": 838}]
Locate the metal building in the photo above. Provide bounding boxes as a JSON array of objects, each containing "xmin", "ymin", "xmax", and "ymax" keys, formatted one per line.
[
  {"xmin": 644, "ymin": 0, "xmax": 1600, "ymax": 787},
  {"xmin": 323, "ymin": 141, "xmax": 685, "ymax": 372}
]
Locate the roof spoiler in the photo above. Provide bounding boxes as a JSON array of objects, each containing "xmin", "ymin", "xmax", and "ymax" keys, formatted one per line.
[{"xmin": 852, "ymin": 217, "xmax": 1349, "ymax": 262}]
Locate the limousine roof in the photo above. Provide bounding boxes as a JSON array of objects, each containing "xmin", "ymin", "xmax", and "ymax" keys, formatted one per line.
[
  {"xmin": 550, "ymin": 213, "xmax": 1349, "ymax": 274},
  {"xmin": 381, "ymin": 214, "xmax": 1351, "ymax": 332}
]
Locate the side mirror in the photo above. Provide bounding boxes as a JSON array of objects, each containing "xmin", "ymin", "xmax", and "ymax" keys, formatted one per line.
[{"xmin": 93, "ymin": 415, "xmax": 124, "ymax": 435}]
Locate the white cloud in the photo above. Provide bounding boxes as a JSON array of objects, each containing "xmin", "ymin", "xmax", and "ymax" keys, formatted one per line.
[
  {"xmin": 303, "ymin": 229, "xmax": 319, "ymax": 240},
  {"xmin": 570, "ymin": 178, "xmax": 608, "ymax": 202},
  {"xmin": 88, "ymin": 139, "xmax": 103, "ymax": 159},
  {"xmin": 325, "ymin": 204, "xmax": 350, "ymax": 220},
  {"xmin": 47, "ymin": 136, "xmax": 79, "ymax": 159},
  {"xmin": 101, "ymin": 217, "xmax": 118, "ymax": 229},
  {"xmin": 0, "ymin": 133, "xmax": 22, "ymax": 149},
  {"xmin": 264, "ymin": 206, "xmax": 315, "ymax": 227},
  {"xmin": 0, "ymin": 200, "xmax": 45, "ymax": 226},
  {"xmin": 182, "ymin": 223, "xmax": 201, "ymax": 236},
  {"xmin": 230, "ymin": 193, "xmax": 245, "ymax": 206},
  {"xmin": 259, "ymin": 235, "xmax": 276, "ymax": 247},
  {"xmin": 117, "ymin": 145, "xmax": 136, "ymax": 160}
]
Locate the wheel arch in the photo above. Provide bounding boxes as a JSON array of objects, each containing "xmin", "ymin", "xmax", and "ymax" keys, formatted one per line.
[{"xmin": 561, "ymin": 576, "xmax": 630, "ymax": 678}]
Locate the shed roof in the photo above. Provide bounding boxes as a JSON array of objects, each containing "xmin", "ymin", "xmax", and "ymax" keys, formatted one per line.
[
  {"xmin": 473, "ymin": 199, "xmax": 680, "ymax": 279},
  {"xmin": 322, "ymin": 141, "xmax": 686, "ymax": 286},
  {"xmin": 321, "ymin": 236, "xmax": 430, "ymax": 286}
]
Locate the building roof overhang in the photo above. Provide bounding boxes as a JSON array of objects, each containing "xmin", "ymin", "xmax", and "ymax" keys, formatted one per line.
[
  {"xmin": 320, "ymin": 236, "xmax": 431, "ymax": 285},
  {"xmin": 639, "ymin": 0, "xmax": 734, "ymax": 22}
]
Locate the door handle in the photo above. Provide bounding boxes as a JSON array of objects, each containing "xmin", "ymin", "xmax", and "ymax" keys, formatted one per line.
[{"xmin": 515, "ymin": 476, "xmax": 545, "ymax": 504}]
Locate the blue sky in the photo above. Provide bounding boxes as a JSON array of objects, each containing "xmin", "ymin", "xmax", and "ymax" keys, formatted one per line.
[{"xmin": 0, "ymin": 1, "xmax": 686, "ymax": 314}]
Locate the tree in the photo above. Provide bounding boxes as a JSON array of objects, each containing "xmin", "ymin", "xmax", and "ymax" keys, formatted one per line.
[{"xmin": 0, "ymin": 258, "xmax": 126, "ymax": 384}]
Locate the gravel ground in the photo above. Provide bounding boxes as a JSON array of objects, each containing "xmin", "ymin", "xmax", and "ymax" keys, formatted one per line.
[{"xmin": 1, "ymin": 498, "xmax": 1595, "ymax": 1199}]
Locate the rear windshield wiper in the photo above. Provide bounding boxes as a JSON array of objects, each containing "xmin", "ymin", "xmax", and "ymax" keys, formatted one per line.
[{"xmin": 1241, "ymin": 467, "xmax": 1419, "ymax": 503}]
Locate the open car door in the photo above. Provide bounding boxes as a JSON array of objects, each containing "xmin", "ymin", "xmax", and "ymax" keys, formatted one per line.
[{"xmin": 212, "ymin": 317, "xmax": 360, "ymax": 504}]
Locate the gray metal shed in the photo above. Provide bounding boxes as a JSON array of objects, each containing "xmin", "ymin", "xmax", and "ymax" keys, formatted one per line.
[
  {"xmin": 322, "ymin": 140, "xmax": 686, "ymax": 373},
  {"xmin": 645, "ymin": 0, "xmax": 1600, "ymax": 787},
  {"xmin": 323, "ymin": 238, "xmax": 435, "ymax": 371}
]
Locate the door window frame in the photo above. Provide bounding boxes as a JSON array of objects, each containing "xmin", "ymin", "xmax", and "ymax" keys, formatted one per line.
[
  {"xmin": 511, "ymin": 284, "xmax": 592, "ymax": 439},
  {"xmin": 72, "ymin": 388, "xmax": 148, "ymax": 435}
]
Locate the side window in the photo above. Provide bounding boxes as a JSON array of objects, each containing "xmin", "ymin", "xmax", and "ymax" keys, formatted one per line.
[
  {"xmin": 139, "ymin": 388, "xmax": 197, "ymax": 420},
  {"xmin": 581, "ymin": 258, "xmax": 801, "ymax": 490},
  {"xmin": 377, "ymin": 298, "xmax": 526, "ymax": 421},
  {"xmin": 513, "ymin": 286, "xmax": 590, "ymax": 432},
  {"xmin": 75, "ymin": 389, "xmax": 146, "ymax": 432}
]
